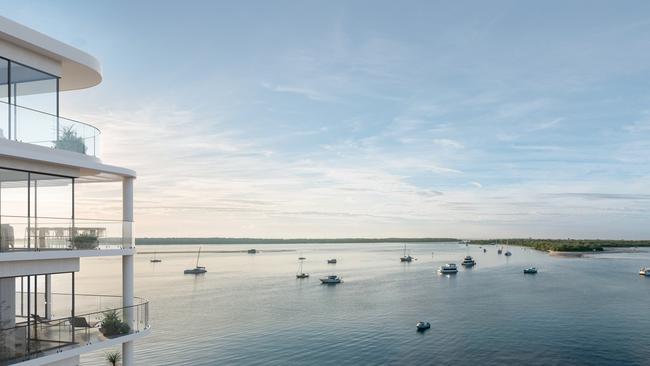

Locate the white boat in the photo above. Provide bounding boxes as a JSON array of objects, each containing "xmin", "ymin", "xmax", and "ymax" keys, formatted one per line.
[
  {"xmin": 327, "ymin": 258, "xmax": 337, "ymax": 264},
  {"xmin": 416, "ymin": 321, "xmax": 431, "ymax": 330},
  {"xmin": 150, "ymin": 251, "xmax": 162, "ymax": 263},
  {"xmin": 184, "ymin": 247, "xmax": 207, "ymax": 274},
  {"xmin": 400, "ymin": 244, "xmax": 414, "ymax": 262},
  {"xmin": 523, "ymin": 267, "xmax": 538, "ymax": 274},
  {"xmin": 439, "ymin": 263, "xmax": 458, "ymax": 274},
  {"xmin": 461, "ymin": 255, "xmax": 476, "ymax": 266},
  {"xmin": 320, "ymin": 275, "xmax": 342, "ymax": 284},
  {"xmin": 639, "ymin": 267, "xmax": 650, "ymax": 276},
  {"xmin": 296, "ymin": 257, "xmax": 309, "ymax": 278}
]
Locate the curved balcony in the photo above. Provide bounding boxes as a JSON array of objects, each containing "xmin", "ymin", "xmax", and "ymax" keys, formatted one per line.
[
  {"xmin": 2, "ymin": 103, "xmax": 101, "ymax": 157},
  {"xmin": 1, "ymin": 294, "xmax": 149, "ymax": 365}
]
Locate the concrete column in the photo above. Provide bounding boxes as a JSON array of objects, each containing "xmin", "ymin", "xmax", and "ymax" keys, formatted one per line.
[
  {"xmin": 122, "ymin": 177, "xmax": 135, "ymax": 366},
  {"xmin": 45, "ymin": 274, "xmax": 51, "ymax": 319}
]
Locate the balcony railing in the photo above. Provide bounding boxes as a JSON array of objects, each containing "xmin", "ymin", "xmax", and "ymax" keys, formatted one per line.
[
  {"xmin": 1, "ymin": 102, "xmax": 101, "ymax": 157},
  {"xmin": 1, "ymin": 294, "xmax": 149, "ymax": 365},
  {"xmin": 0, "ymin": 216, "xmax": 134, "ymax": 252}
]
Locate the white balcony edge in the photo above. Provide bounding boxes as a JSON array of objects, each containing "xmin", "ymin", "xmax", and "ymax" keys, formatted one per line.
[
  {"xmin": 0, "ymin": 248, "xmax": 136, "ymax": 262},
  {"xmin": 0, "ymin": 138, "xmax": 136, "ymax": 179},
  {"xmin": 11, "ymin": 327, "xmax": 151, "ymax": 366}
]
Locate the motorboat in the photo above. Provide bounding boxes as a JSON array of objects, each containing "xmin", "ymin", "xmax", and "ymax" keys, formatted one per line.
[
  {"xmin": 640, "ymin": 267, "xmax": 650, "ymax": 276},
  {"xmin": 483, "ymin": 248, "xmax": 487, "ymax": 253},
  {"xmin": 320, "ymin": 275, "xmax": 342, "ymax": 284},
  {"xmin": 504, "ymin": 251, "xmax": 512, "ymax": 256},
  {"xmin": 497, "ymin": 247, "xmax": 503, "ymax": 254},
  {"xmin": 439, "ymin": 263, "xmax": 458, "ymax": 274},
  {"xmin": 184, "ymin": 247, "xmax": 207, "ymax": 274},
  {"xmin": 416, "ymin": 321, "xmax": 431, "ymax": 331},
  {"xmin": 184, "ymin": 266, "xmax": 207, "ymax": 274},
  {"xmin": 461, "ymin": 255, "xmax": 476, "ymax": 267},
  {"xmin": 327, "ymin": 258, "xmax": 337, "ymax": 264},
  {"xmin": 247, "ymin": 249, "xmax": 257, "ymax": 254},
  {"xmin": 523, "ymin": 267, "xmax": 538, "ymax": 274}
]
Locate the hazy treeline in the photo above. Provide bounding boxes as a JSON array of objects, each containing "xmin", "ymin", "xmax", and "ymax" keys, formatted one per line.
[{"xmin": 470, "ymin": 238, "xmax": 650, "ymax": 252}]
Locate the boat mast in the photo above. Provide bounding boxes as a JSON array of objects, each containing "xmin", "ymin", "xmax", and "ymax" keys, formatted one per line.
[{"xmin": 196, "ymin": 246, "xmax": 202, "ymax": 267}]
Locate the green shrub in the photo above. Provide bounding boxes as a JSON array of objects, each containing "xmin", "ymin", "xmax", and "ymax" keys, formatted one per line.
[
  {"xmin": 71, "ymin": 234, "xmax": 99, "ymax": 249},
  {"xmin": 54, "ymin": 126, "xmax": 87, "ymax": 154},
  {"xmin": 100, "ymin": 309, "xmax": 130, "ymax": 337}
]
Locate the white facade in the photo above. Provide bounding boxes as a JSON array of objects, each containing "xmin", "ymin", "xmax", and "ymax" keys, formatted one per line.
[{"xmin": 0, "ymin": 16, "xmax": 148, "ymax": 366}]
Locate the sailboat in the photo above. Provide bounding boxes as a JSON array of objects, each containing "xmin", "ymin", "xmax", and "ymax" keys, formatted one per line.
[
  {"xmin": 400, "ymin": 244, "xmax": 414, "ymax": 262},
  {"xmin": 184, "ymin": 247, "xmax": 207, "ymax": 274},
  {"xmin": 504, "ymin": 240, "xmax": 512, "ymax": 256},
  {"xmin": 296, "ymin": 257, "xmax": 309, "ymax": 278},
  {"xmin": 150, "ymin": 251, "xmax": 162, "ymax": 263}
]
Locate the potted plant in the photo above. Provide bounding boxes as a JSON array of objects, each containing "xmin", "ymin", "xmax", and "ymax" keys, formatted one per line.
[
  {"xmin": 100, "ymin": 310, "xmax": 130, "ymax": 337},
  {"xmin": 54, "ymin": 126, "xmax": 87, "ymax": 154},
  {"xmin": 105, "ymin": 350, "xmax": 121, "ymax": 366},
  {"xmin": 71, "ymin": 233, "xmax": 99, "ymax": 249}
]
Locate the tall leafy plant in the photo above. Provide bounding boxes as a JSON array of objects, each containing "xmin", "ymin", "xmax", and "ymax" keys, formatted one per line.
[{"xmin": 54, "ymin": 126, "xmax": 87, "ymax": 154}]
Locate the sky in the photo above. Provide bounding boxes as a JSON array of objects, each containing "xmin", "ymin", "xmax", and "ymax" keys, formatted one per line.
[{"xmin": 2, "ymin": 1, "xmax": 650, "ymax": 239}]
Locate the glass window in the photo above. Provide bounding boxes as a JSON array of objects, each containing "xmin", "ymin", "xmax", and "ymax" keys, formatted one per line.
[
  {"xmin": 9, "ymin": 62, "xmax": 58, "ymax": 144},
  {"xmin": 0, "ymin": 168, "xmax": 29, "ymax": 251}
]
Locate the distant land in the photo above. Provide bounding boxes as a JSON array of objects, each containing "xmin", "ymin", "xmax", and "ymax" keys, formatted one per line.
[
  {"xmin": 135, "ymin": 237, "xmax": 650, "ymax": 252},
  {"xmin": 470, "ymin": 238, "xmax": 650, "ymax": 252},
  {"xmin": 135, "ymin": 237, "xmax": 457, "ymax": 245}
]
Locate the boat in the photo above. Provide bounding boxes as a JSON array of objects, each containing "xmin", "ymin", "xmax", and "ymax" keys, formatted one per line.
[
  {"xmin": 247, "ymin": 249, "xmax": 257, "ymax": 254},
  {"xmin": 497, "ymin": 247, "xmax": 503, "ymax": 254},
  {"xmin": 438, "ymin": 263, "xmax": 458, "ymax": 274},
  {"xmin": 150, "ymin": 251, "xmax": 162, "ymax": 263},
  {"xmin": 523, "ymin": 267, "xmax": 538, "ymax": 274},
  {"xmin": 184, "ymin": 247, "xmax": 207, "ymax": 274},
  {"xmin": 504, "ymin": 250, "xmax": 512, "ymax": 256},
  {"xmin": 483, "ymin": 248, "xmax": 487, "ymax": 253},
  {"xmin": 461, "ymin": 255, "xmax": 476, "ymax": 267},
  {"xmin": 416, "ymin": 321, "xmax": 431, "ymax": 331},
  {"xmin": 296, "ymin": 257, "xmax": 309, "ymax": 278},
  {"xmin": 327, "ymin": 258, "xmax": 337, "ymax": 264},
  {"xmin": 320, "ymin": 275, "xmax": 342, "ymax": 284},
  {"xmin": 400, "ymin": 244, "xmax": 414, "ymax": 262},
  {"xmin": 639, "ymin": 267, "xmax": 650, "ymax": 276}
]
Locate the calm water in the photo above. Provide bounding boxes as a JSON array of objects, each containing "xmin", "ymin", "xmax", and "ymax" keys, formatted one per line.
[{"xmin": 73, "ymin": 242, "xmax": 650, "ymax": 365}]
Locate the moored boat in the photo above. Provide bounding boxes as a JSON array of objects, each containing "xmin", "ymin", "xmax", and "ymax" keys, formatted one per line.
[
  {"xmin": 400, "ymin": 244, "xmax": 414, "ymax": 262},
  {"xmin": 327, "ymin": 258, "xmax": 337, "ymax": 264},
  {"xmin": 639, "ymin": 267, "xmax": 650, "ymax": 276},
  {"xmin": 184, "ymin": 247, "xmax": 207, "ymax": 274},
  {"xmin": 439, "ymin": 263, "xmax": 458, "ymax": 274},
  {"xmin": 416, "ymin": 321, "xmax": 431, "ymax": 331},
  {"xmin": 296, "ymin": 257, "xmax": 309, "ymax": 278},
  {"xmin": 523, "ymin": 267, "xmax": 538, "ymax": 274},
  {"xmin": 320, "ymin": 275, "xmax": 342, "ymax": 284},
  {"xmin": 461, "ymin": 255, "xmax": 476, "ymax": 267}
]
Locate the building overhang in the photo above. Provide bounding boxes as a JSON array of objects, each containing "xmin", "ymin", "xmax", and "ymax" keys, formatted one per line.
[
  {"xmin": 0, "ymin": 138, "xmax": 135, "ymax": 181},
  {"xmin": 0, "ymin": 15, "xmax": 102, "ymax": 91}
]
